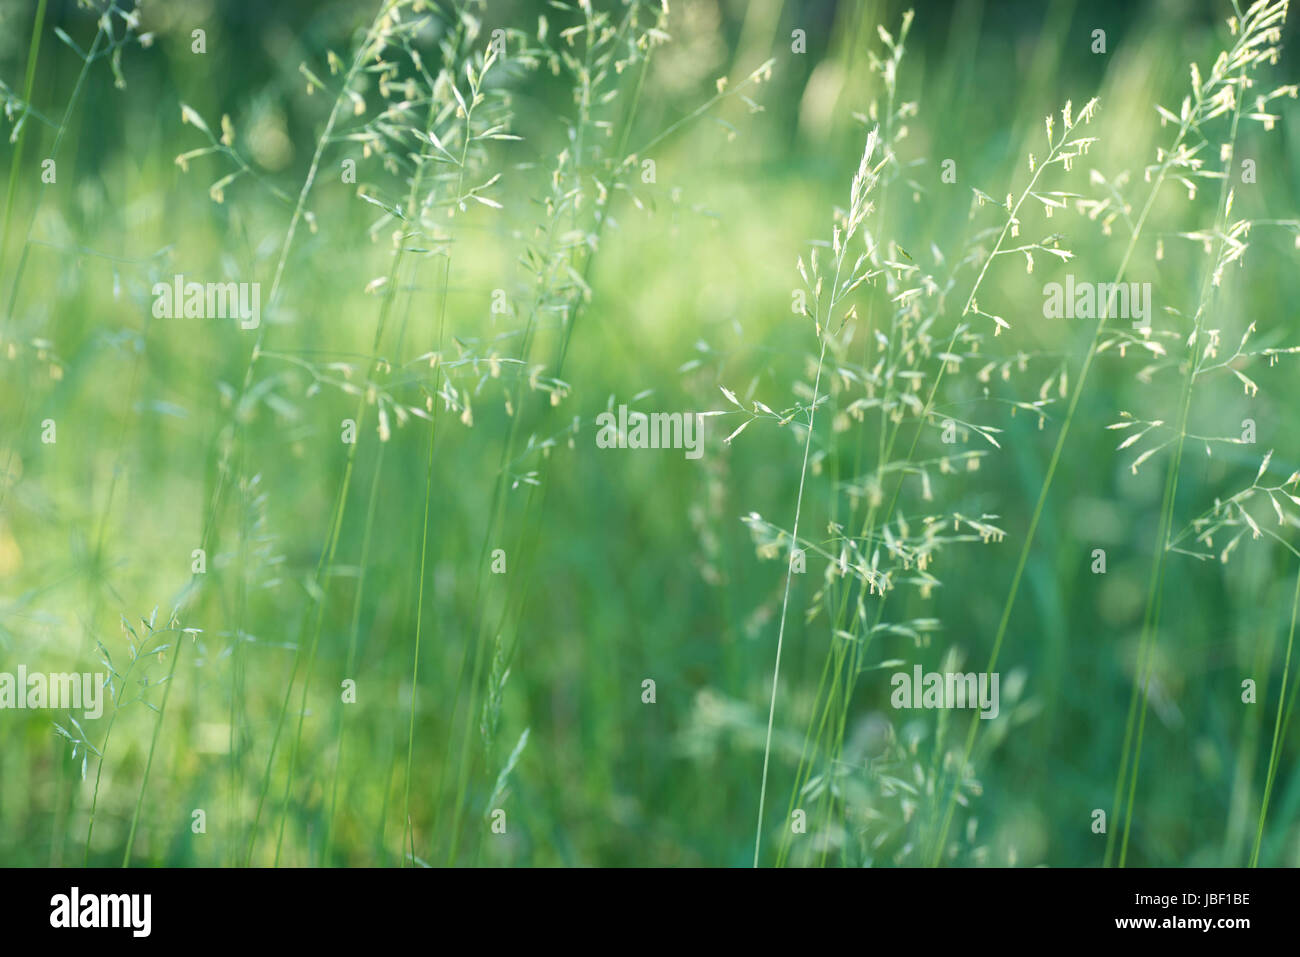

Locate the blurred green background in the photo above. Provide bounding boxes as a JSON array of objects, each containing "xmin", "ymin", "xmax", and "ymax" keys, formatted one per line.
[{"xmin": 2, "ymin": 0, "xmax": 1300, "ymax": 867}]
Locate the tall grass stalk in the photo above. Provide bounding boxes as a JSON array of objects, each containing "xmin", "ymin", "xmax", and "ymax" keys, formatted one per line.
[
  {"xmin": 1, "ymin": 8, "xmax": 118, "ymax": 517},
  {"xmin": 1105, "ymin": 1, "xmax": 1294, "ymax": 861},
  {"xmin": 753, "ymin": 338, "xmax": 828, "ymax": 867},
  {"xmin": 402, "ymin": 55, "xmax": 476, "ymax": 865},
  {"xmin": 929, "ymin": 91, "xmax": 1211, "ymax": 865},
  {"xmin": 0, "ymin": 0, "xmax": 48, "ymax": 282},
  {"xmin": 1115, "ymin": 59, "xmax": 1251, "ymax": 868},
  {"xmin": 1250, "ymin": 565, "xmax": 1300, "ymax": 865},
  {"xmin": 233, "ymin": 0, "xmax": 400, "ymax": 864},
  {"xmin": 121, "ymin": 634, "xmax": 183, "ymax": 866},
  {"xmin": 442, "ymin": 10, "xmax": 765, "ymax": 864},
  {"xmin": 754, "ymin": 129, "xmax": 883, "ymax": 866}
]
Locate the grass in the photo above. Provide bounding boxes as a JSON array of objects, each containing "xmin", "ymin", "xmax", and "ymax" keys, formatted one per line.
[{"xmin": 3, "ymin": 0, "xmax": 1300, "ymax": 868}]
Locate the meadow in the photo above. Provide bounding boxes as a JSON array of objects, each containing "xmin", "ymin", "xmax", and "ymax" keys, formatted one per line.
[{"xmin": 2, "ymin": 0, "xmax": 1300, "ymax": 868}]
